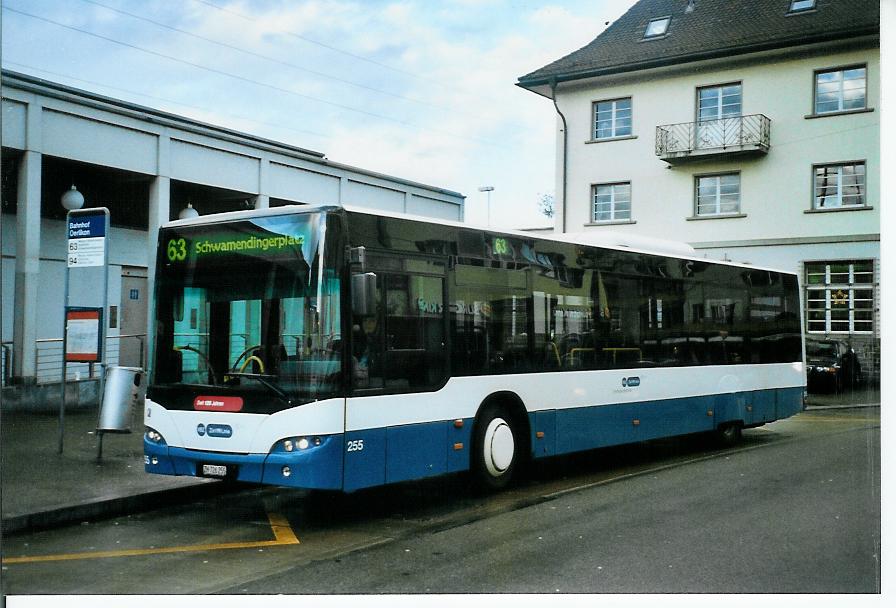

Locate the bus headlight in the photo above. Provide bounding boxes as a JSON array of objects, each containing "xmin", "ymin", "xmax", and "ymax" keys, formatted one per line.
[
  {"xmin": 271, "ymin": 436, "xmax": 323, "ymax": 453},
  {"xmin": 145, "ymin": 427, "xmax": 166, "ymax": 445}
]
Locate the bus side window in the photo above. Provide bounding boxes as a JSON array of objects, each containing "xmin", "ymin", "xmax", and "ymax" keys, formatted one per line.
[
  {"xmin": 382, "ymin": 274, "xmax": 446, "ymax": 389},
  {"xmin": 355, "ymin": 270, "xmax": 447, "ymax": 391},
  {"xmin": 352, "ymin": 279, "xmax": 384, "ymax": 390},
  {"xmin": 452, "ymin": 264, "xmax": 529, "ymax": 376}
]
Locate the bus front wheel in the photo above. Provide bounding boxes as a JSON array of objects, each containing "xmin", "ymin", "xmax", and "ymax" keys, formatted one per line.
[{"xmin": 472, "ymin": 405, "xmax": 519, "ymax": 491}]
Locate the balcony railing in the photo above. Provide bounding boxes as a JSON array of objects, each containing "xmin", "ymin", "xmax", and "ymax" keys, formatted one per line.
[{"xmin": 655, "ymin": 114, "xmax": 771, "ymax": 164}]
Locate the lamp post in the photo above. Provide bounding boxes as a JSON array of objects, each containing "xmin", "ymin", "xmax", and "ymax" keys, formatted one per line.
[
  {"xmin": 478, "ymin": 186, "xmax": 494, "ymax": 227},
  {"xmin": 61, "ymin": 184, "xmax": 84, "ymax": 211},
  {"xmin": 179, "ymin": 202, "xmax": 199, "ymax": 219},
  {"xmin": 59, "ymin": 185, "xmax": 86, "ymax": 454}
]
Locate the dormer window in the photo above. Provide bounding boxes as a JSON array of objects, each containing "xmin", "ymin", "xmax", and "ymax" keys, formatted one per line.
[
  {"xmin": 644, "ymin": 17, "xmax": 670, "ymax": 38},
  {"xmin": 789, "ymin": 0, "xmax": 816, "ymax": 12}
]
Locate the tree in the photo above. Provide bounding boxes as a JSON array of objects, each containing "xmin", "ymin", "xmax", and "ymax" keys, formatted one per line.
[{"xmin": 537, "ymin": 193, "xmax": 554, "ymax": 218}]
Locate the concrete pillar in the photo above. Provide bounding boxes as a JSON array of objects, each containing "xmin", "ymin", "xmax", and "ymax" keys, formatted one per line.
[
  {"xmin": 339, "ymin": 176, "xmax": 348, "ymax": 205},
  {"xmin": 12, "ymin": 151, "xmax": 42, "ymax": 382},
  {"xmin": 145, "ymin": 134, "xmax": 171, "ymax": 374},
  {"xmin": 12, "ymin": 100, "xmax": 43, "ymax": 382},
  {"xmin": 255, "ymin": 157, "xmax": 270, "ymax": 209}
]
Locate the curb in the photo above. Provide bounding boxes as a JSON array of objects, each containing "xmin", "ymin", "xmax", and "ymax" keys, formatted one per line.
[
  {"xmin": 1, "ymin": 480, "xmax": 239, "ymax": 536},
  {"xmin": 804, "ymin": 403, "xmax": 880, "ymax": 410}
]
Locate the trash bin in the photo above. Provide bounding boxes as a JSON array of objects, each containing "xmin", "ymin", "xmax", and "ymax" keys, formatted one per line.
[{"xmin": 98, "ymin": 366, "xmax": 146, "ymax": 433}]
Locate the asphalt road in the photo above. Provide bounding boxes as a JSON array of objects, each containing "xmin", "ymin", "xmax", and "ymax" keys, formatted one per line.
[{"xmin": 1, "ymin": 407, "xmax": 881, "ymax": 595}]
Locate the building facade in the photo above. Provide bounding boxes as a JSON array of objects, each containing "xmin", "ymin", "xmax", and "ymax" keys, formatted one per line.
[
  {"xmin": 1, "ymin": 70, "xmax": 465, "ymax": 392},
  {"xmin": 517, "ymin": 0, "xmax": 880, "ymax": 379}
]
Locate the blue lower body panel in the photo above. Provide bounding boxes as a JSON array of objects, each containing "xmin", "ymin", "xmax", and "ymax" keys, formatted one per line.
[
  {"xmin": 535, "ymin": 387, "xmax": 803, "ymax": 457},
  {"xmin": 777, "ymin": 387, "xmax": 805, "ymax": 419},
  {"xmin": 342, "ymin": 419, "xmax": 473, "ymax": 492},
  {"xmin": 145, "ymin": 419, "xmax": 474, "ymax": 492},
  {"xmin": 144, "ymin": 434, "xmax": 344, "ymax": 490}
]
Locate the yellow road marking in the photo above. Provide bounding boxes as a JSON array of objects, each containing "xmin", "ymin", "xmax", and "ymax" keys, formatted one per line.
[
  {"xmin": 267, "ymin": 510, "xmax": 299, "ymax": 544},
  {"xmin": 2, "ymin": 511, "xmax": 299, "ymax": 565}
]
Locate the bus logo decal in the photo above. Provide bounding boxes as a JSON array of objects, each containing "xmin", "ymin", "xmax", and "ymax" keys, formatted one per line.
[
  {"xmin": 622, "ymin": 377, "xmax": 641, "ymax": 388},
  {"xmin": 206, "ymin": 424, "xmax": 233, "ymax": 438}
]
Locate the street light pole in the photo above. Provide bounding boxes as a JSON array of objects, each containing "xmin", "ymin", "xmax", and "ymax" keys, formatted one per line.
[
  {"xmin": 478, "ymin": 186, "xmax": 494, "ymax": 227},
  {"xmin": 59, "ymin": 185, "xmax": 85, "ymax": 454}
]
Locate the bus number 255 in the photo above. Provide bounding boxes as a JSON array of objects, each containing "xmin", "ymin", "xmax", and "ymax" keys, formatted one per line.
[{"xmin": 346, "ymin": 439, "xmax": 364, "ymax": 452}]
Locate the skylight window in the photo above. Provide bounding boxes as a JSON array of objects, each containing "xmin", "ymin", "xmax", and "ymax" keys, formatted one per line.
[
  {"xmin": 644, "ymin": 16, "xmax": 671, "ymax": 38},
  {"xmin": 789, "ymin": 0, "xmax": 816, "ymax": 12}
]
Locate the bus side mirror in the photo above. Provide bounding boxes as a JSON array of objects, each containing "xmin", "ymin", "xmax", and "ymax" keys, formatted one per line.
[{"xmin": 352, "ymin": 273, "xmax": 378, "ymax": 316}]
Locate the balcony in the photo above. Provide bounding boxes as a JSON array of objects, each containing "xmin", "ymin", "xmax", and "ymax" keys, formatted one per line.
[{"xmin": 655, "ymin": 114, "xmax": 771, "ymax": 165}]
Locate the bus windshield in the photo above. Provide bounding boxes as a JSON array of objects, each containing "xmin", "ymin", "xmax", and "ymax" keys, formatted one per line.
[{"xmin": 150, "ymin": 212, "xmax": 342, "ymax": 412}]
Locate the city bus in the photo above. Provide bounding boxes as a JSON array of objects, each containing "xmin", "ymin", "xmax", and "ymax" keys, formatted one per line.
[{"xmin": 144, "ymin": 204, "xmax": 805, "ymax": 491}]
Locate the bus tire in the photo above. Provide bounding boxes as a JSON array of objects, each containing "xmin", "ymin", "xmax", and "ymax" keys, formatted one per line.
[
  {"xmin": 715, "ymin": 422, "xmax": 742, "ymax": 447},
  {"xmin": 472, "ymin": 404, "xmax": 520, "ymax": 491}
]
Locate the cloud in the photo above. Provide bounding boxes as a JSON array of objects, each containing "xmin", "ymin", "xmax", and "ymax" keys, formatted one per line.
[{"xmin": 2, "ymin": 0, "xmax": 631, "ymax": 229}]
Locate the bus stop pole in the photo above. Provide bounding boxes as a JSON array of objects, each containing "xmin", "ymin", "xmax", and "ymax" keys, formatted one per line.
[{"xmin": 58, "ymin": 260, "xmax": 71, "ymax": 455}]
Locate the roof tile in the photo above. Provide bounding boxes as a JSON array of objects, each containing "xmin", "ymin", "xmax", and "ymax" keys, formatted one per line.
[{"xmin": 518, "ymin": 0, "xmax": 879, "ymax": 86}]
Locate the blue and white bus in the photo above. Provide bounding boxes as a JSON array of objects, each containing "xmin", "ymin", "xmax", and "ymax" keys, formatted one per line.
[{"xmin": 144, "ymin": 204, "xmax": 805, "ymax": 491}]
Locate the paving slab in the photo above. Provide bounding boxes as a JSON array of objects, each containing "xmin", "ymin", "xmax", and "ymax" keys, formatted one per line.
[{"xmin": 1, "ymin": 408, "xmax": 225, "ymax": 535}]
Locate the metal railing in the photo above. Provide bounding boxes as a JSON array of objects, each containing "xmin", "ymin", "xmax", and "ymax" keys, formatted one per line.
[
  {"xmin": 655, "ymin": 114, "xmax": 771, "ymax": 160},
  {"xmin": 1, "ymin": 341, "xmax": 12, "ymax": 387},
  {"xmin": 33, "ymin": 334, "xmax": 146, "ymax": 384}
]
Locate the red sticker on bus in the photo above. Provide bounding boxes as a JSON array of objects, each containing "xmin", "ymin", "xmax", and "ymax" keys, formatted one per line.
[{"xmin": 193, "ymin": 396, "xmax": 243, "ymax": 412}]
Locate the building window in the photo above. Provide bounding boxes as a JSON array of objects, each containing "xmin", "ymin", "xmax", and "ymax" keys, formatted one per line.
[
  {"xmin": 644, "ymin": 17, "xmax": 670, "ymax": 38},
  {"xmin": 593, "ymin": 98, "xmax": 632, "ymax": 139},
  {"xmin": 789, "ymin": 0, "xmax": 816, "ymax": 12},
  {"xmin": 813, "ymin": 162, "xmax": 866, "ymax": 209},
  {"xmin": 698, "ymin": 83, "xmax": 742, "ymax": 121},
  {"xmin": 696, "ymin": 173, "xmax": 740, "ymax": 216},
  {"xmin": 814, "ymin": 66, "xmax": 866, "ymax": 114},
  {"xmin": 592, "ymin": 182, "xmax": 631, "ymax": 222},
  {"xmin": 696, "ymin": 83, "xmax": 742, "ymax": 148},
  {"xmin": 806, "ymin": 260, "xmax": 874, "ymax": 333}
]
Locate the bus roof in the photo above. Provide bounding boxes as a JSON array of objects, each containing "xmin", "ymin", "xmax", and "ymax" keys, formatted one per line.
[{"xmin": 162, "ymin": 203, "xmax": 796, "ymax": 276}]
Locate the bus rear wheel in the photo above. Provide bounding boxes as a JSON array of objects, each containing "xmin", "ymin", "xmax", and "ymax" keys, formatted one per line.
[
  {"xmin": 472, "ymin": 405, "xmax": 519, "ymax": 491},
  {"xmin": 715, "ymin": 422, "xmax": 742, "ymax": 447}
]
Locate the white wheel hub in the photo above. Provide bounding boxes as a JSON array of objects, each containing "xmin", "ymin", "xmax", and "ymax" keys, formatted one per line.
[{"xmin": 483, "ymin": 417, "xmax": 514, "ymax": 477}]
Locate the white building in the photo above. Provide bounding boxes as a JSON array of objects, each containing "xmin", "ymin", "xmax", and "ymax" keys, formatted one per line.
[
  {"xmin": 1, "ymin": 70, "xmax": 464, "ymax": 396},
  {"xmin": 517, "ymin": 0, "xmax": 880, "ymax": 378}
]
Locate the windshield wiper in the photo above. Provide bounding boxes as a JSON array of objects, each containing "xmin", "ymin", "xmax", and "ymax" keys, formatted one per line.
[
  {"xmin": 174, "ymin": 345, "xmax": 219, "ymax": 385},
  {"xmin": 225, "ymin": 372, "xmax": 291, "ymax": 404}
]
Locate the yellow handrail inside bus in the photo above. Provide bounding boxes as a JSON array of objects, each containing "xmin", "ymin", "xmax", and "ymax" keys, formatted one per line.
[
  {"xmin": 239, "ymin": 355, "xmax": 265, "ymax": 374},
  {"xmin": 567, "ymin": 347, "xmax": 596, "ymax": 367},
  {"xmin": 549, "ymin": 342, "xmax": 561, "ymax": 367}
]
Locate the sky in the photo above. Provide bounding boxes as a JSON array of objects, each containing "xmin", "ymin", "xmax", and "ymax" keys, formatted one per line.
[{"xmin": 1, "ymin": 0, "xmax": 635, "ymax": 229}]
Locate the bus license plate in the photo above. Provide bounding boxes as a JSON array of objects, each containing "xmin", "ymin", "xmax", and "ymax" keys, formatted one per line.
[{"xmin": 201, "ymin": 464, "xmax": 229, "ymax": 477}]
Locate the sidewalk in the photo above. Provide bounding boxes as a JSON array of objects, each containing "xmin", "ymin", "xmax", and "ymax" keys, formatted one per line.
[
  {"xmin": 804, "ymin": 384, "xmax": 881, "ymax": 409},
  {"xmin": 1, "ymin": 407, "xmax": 225, "ymax": 535}
]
